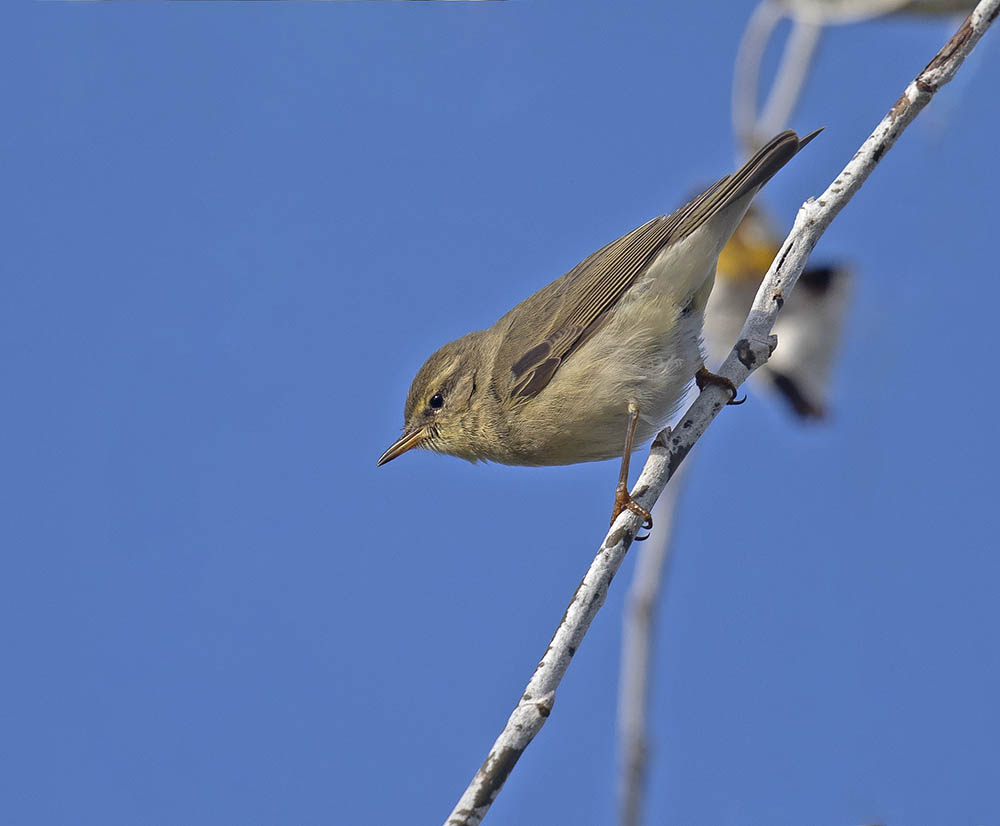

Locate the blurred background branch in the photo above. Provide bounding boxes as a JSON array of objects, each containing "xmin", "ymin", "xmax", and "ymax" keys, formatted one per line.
[
  {"xmin": 733, "ymin": 0, "xmax": 789, "ymax": 155},
  {"xmin": 755, "ymin": 19, "xmax": 824, "ymax": 151},
  {"xmin": 617, "ymin": 462, "xmax": 689, "ymax": 826},
  {"xmin": 735, "ymin": 0, "xmax": 980, "ymax": 154}
]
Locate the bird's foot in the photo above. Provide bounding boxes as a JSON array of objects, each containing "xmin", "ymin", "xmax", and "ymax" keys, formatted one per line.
[
  {"xmin": 695, "ymin": 366, "xmax": 746, "ymax": 405},
  {"xmin": 610, "ymin": 484, "xmax": 653, "ymax": 541}
]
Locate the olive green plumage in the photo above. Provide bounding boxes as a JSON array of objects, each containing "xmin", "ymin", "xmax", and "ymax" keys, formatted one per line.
[{"xmin": 379, "ymin": 129, "xmax": 820, "ymax": 468}]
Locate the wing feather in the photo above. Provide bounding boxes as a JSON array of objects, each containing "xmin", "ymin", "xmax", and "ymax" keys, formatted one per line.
[{"xmin": 501, "ymin": 129, "xmax": 820, "ymax": 404}]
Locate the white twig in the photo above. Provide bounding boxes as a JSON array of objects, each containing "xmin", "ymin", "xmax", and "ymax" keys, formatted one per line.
[
  {"xmin": 734, "ymin": 3, "xmax": 825, "ymax": 157},
  {"xmin": 616, "ymin": 461, "xmax": 689, "ymax": 826},
  {"xmin": 786, "ymin": 0, "xmax": 917, "ymax": 24},
  {"xmin": 733, "ymin": 0, "xmax": 787, "ymax": 154},
  {"xmin": 757, "ymin": 19, "xmax": 824, "ymax": 142},
  {"xmin": 443, "ymin": 3, "xmax": 998, "ymax": 822}
]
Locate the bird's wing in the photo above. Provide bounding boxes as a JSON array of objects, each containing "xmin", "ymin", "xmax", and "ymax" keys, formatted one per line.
[
  {"xmin": 502, "ymin": 200, "xmax": 714, "ymax": 403},
  {"xmin": 499, "ymin": 129, "xmax": 817, "ymax": 405}
]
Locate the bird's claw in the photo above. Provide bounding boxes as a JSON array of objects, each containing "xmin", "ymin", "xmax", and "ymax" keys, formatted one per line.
[
  {"xmin": 695, "ymin": 366, "xmax": 745, "ymax": 405},
  {"xmin": 611, "ymin": 486, "xmax": 653, "ymax": 541}
]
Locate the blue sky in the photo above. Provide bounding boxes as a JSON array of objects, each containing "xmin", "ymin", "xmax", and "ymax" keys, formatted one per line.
[{"xmin": 2, "ymin": 3, "xmax": 998, "ymax": 825}]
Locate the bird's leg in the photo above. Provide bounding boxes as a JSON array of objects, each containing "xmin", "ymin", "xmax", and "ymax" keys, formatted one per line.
[
  {"xmin": 610, "ymin": 402, "xmax": 653, "ymax": 541},
  {"xmin": 695, "ymin": 365, "xmax": 746, "ymax": 405}
]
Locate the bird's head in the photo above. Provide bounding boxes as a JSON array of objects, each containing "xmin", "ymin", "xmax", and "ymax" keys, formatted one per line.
[{"xmin": 377, "ymin": 331, "xmax": 489, "ymax": 466}]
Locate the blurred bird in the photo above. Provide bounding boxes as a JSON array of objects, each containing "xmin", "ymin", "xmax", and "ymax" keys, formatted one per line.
[{"xmin": 704, "ymin": 203, "xmax": 851, "ymax": 419}]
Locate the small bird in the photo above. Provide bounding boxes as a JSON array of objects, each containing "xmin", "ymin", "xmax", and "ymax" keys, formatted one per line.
[
  {"xmin": 378, "ymin": 129, "xmax": 820, "ymax": 534},
  {"xmin": 706, "ymin": 204, "xmax": 852, "ymax": 419}
]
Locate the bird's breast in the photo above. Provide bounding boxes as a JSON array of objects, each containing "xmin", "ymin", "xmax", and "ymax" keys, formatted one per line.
[{"xmin": 496, "ymin": 297, "xmax": 704, "ymax": 465}]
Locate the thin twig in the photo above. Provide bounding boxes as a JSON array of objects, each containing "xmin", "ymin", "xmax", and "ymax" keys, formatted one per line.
[
  {"xmin": 733, "ymin": 0, "xmax": 787, "ymax": 155},
  {"xmin": 757, "ymin": 19, "xmax": 824, "ymax": 144},
  {"xmin": 734, "ymin": 3, "xmax": 824, "ymax": 158},
  {"xmin": 443, "ymin": 3, "xmax": 998, "ymax": 822},
  {"xmin": 616, "ymin": 461, "xmax": 689, "ymax": 826},
  {"xmin": 787, "ymin": 0, "xmax": 917, "ymax": 25}
]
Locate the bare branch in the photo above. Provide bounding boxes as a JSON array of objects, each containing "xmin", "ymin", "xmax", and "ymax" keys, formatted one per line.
[
  {"xmin": 733, "ymin": 0, "xmax": 787, "ymax": 154},
  {"xmin": 443, "ymin": 3, "xmax": 998, "ymax": 823},
  {"xmin": 757, "ymin": 19, "xmax": 824, "ymax": 144},
  {"xmin": 617, "ymin": 461, "xmax": 689, "ymax": 826},
  {"xmin": 733, "ymin": 0, "xmax": 967, "ymax": 157},
  {"xmin": 734, "ymin": 3, "xmax": 824, "ymax": 157},
  {"xmin": 786, "ymin": 0, "xmax": 968, "ymax": 24}
]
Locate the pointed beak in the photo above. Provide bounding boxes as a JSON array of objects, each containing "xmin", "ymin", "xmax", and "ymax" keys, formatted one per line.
[{"xmin": 376, "ymin": 427, "xmax": 428, "ymax": 467}]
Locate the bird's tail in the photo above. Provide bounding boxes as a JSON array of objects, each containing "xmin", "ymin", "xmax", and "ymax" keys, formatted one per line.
[
  {"xmin": 727, "ymin": 128, "xmax": 823, "ymax": 205},
  {"xmin": 671, "ymin": 129, "xmax": 822, "ymax": 242}
]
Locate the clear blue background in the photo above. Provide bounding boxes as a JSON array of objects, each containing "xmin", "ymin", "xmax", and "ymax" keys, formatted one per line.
[{"xmin": 2, "ymin": 3, "xmax": 997, "ymax": 825}]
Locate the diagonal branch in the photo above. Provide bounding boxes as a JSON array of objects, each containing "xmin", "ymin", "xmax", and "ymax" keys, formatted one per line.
[{"xmin": 443, "ymin": 2, "xmax": 999, "ymax": 823}]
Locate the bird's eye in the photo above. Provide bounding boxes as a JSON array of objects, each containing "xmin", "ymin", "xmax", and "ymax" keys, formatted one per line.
[{"xmin": 429, "ymin": 392, "xmax": 444, "ymax": 409}]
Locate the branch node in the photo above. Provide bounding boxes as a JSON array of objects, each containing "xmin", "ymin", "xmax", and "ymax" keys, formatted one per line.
[
  {"xmin": 534, "ymin": 691, "xmax": 555, "ymax": 717},
  {"xmin": 651, "ymin": 427, "xmax": 672, "ymax": 449},
  {"xmin": 735, "ymin": 337, "xmax": 774, "ymax": 370}
]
